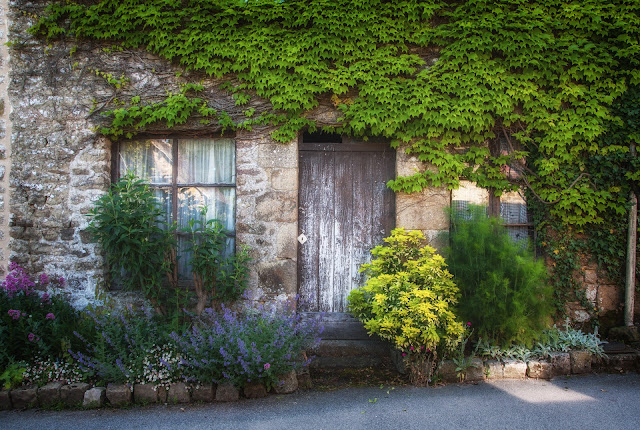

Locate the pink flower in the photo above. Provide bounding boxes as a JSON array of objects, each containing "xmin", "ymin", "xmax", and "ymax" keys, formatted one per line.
[
  {"xmin": 466, "ymin": 322, "xmax": 472, "ymax": 327},
  {"xmin": 426, "ymin": 348, "xmax": 430, "ymax": 353},
  {"xmin": 410, "ymin": 346, "xmax": 414, "ymax": 351},
  {"xmin": 264, "ymin": 363, "xmax": 270, "ymax": 370},
  {"xmin": 8, "ymin": 309, "xmax": 21, "ymax": 320},
  {"xmin": 402, "ymin": 353, "xmax": 406, "ymax": 357},
  {"xmin": 46, "ymin": 313, "xmax": 55, "ymax": 320}
]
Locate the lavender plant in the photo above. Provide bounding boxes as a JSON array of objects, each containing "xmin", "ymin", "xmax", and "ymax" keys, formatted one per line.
[
  {"xmin": 70, "ymin": 306, "xmax": 171, "ymax": 384},
  {"xmin": 171, "ymin": 304, "xmax": 322, "ymax": 389}
]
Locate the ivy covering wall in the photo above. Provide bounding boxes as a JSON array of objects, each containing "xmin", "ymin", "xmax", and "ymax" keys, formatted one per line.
[{"xmin": 22, "ymin": 0, "xmax": 640, "ymax": 319}]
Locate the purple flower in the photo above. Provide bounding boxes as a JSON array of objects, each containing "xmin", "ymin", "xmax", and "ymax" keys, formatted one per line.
[
  {"xmin": 8, "ymin": 309, "xmax": 21, "ymax": 320},
  {"xmin": 39, "ymin": 273, "xmax": 50, "ymax": 286},
  {"xmin": 402, "ymin": 353, "xmax": 406, "ymax": 357},
  {"xmin": 264, "ymin": 363, "xmax": 271, "ymax": 370},
  {"xmin": 41, "ymin": 293, "xmax": 51, "ymax": 304},
  {"xmin": 466, "ymin": 322, "xmax": 472, "ymax": 327},
  {"xmin": 46, "ymin": 313, "xmax": 55, "ymax": 320},
  {"xmin": 28, "ymin": 333, "xmax": 38, "ymax": 342},
  {"xmin": 410, "ymin": 346, "xmax": 414, "ymax": 351}
]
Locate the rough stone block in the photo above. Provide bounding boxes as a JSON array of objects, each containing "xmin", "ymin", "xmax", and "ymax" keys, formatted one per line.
[
  {"xmin": 527, "ymin": 360, "xmax": 553, "ymax": 379},
  {"xmin": 271, "ymin": 168, "xmax": 297, "ymax": 191},
  {"xmin": 215, "ymin": 383, "xmax": 240, "ymax": 402},
  {"xmin": 243, "ymin": 382, "xmax": 267, "ymax": 399},
  {"xmin": 611, "ymin": 353, "xmax": 640, "ymax": 373},
  {"xmin": 255, "ymin": 191, "xmax": 297, "ymax": 222},
  {"xmin": 191, "ymin": 384, "xmax": 215, "ymax": 403},
  {"xmin": 257, "ymin": 143, "xmax": 297, "ymax": 169},
  {"xmin": 133, "ymin": 384, "xmax": 158, "ymax": 404},
  {"xmin": 550, "ymin": 352, "xmax": 571, "ymax": 376},
  {"xmin": 10, "ymin": 385, "xmax": 38, "ymax": 409},
  {"xmin": 485, "ymin": 360, "xmax": 504, "ymax": 380},
  {"xmin": 503, "ymin": 360, "xmax": 527, "ymax": 379},
  {"xmin": 273, "ymin": 370, "xmax": 298, "ymax": 394},
  {"xmin": 257, "ymin": 259, "xmax": 297, "ymax": 296},
  {"xmin": 167, "ymin": 382, "xmax": 190, "ymax": 404},
  {"xmin": 83, "ymin": 387, "xmax": 106, "ymax": 409},
  {"xmin": 396, "ymin": 189, "xmax": 449, "ymax": 231},
  {"xmin": 436, "ymin": 360, "xmax": 459, "ymax": 383},
  {"xmin": 106, "ymin": 384, "xmax": 132, "ymax": 407},
  {"xmin": 276, "ymin": 222, "xmax": 297, "ymax": 259},
  {"xmin": 37, "ymin": 381, "xmax": 63, "ymax": 406},
  {"xmin": 0, "ymin": 390, "xmax": 12, "ymax": 410},
  {"xmin": 465, "ymin": 358, "xmax": 485, "ymax": 382},
  {"xmin": 60, "ymin": 383, "xmax": 91, "ymax": 407},
  {"xmin": 570, "ymin": 350, "xmax": 592, "ymax": 374},
  {"xmin": 296, "ymin": 373, "xmax": 313, "ymax": 389},
  {"xmin": 157, "ymin": 386, "xmax": 168, "ymax": 403}
]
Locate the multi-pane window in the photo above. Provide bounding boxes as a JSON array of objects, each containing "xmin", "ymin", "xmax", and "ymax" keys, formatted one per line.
[
  {"xmin": 114, "ymin": 137, "xmax": 236, "ymax": 280},
  {"xmin": 451, "ymin": 182, "xmax": 534, "ymax": 248}
]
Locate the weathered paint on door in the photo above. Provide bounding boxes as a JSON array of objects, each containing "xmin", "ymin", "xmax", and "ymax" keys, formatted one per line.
[{"xmin": 298, "ymin": 138, "xmax": 395, "ymax": 312}]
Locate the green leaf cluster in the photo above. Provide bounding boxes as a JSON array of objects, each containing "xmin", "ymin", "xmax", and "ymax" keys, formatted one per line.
[{"xmin": 29, "ymin": 0, "xmax": 640, "ymax": 225}]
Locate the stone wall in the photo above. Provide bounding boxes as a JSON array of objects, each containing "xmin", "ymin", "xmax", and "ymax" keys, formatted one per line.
[
  {"xmin": 0, "ymin": 0, "xmax": 11, "ymax": 274},
  {"xmin": 3, "ymin": 1, "xmax": 300, "ymax": 308}
]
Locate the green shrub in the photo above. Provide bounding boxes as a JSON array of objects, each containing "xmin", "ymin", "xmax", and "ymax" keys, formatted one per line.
[
  {"xmin": 445, "ymin": 205, "xmax": 553, "ymax": 347},
  {"xmin": 87, "ymin": 173, "xmax": 176, "ymax": 315},
  {"xmin": 347, "ymin": 228, "xmax": 464, "ymax": 385}
]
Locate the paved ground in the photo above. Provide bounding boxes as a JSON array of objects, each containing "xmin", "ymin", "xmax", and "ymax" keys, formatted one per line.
[{"xmin": 1, "ymin": 373, "xmax": 639, "ymax": 430}]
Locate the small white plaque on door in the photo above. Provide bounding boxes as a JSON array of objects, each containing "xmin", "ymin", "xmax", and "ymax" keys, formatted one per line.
[{"xmin": 297, "ymin": 233, "xmax": 308, "ymax": 245}]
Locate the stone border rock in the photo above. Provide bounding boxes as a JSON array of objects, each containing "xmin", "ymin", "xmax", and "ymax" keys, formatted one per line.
[
  {"xmin": 436, "ymin": 350, "xmax": 640, "ymax": 383},
  {"xmin": 0, "ymin": 373, "xmax": 305, "ymax": 411}
]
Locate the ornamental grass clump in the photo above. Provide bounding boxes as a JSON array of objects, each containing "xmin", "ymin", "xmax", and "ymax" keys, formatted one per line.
[
  {"xmin": 347, "ymin": 228, "xmax": 464, "ymax": 386},
  {"xmin": 171, "ymin": 304, "xmax": 322, "ymax": 390},
  {"xmin": 445, "ymin": 205, "xmax": 553, "ymax": 348}
]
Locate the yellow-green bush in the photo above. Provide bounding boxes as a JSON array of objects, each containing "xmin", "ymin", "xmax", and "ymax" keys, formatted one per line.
[{"xmin": 347, "ymin": 229, "xmax": 464, "ymax": 384}]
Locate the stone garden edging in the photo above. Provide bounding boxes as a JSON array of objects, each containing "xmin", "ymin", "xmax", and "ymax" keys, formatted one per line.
[
  {"xmin": 436, "ymin": 350, "xmax": 640, "ymax": 383},
  {"xmin": 0, "ymin": 370, "xmax": 299, "ymax": 411}
]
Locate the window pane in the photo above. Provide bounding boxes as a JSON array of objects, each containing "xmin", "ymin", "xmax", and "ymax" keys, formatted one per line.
[
  {"xmin": 119, "ymin": 139, "xmax": 173, "ymax": 184},
  {"xmin": 153, "ymin": 188, "xmax": 173, "ymax": 225},
  {"xmin": 178, "ymin": 138, "xmax": 235, "ymax": 184},
  {"xmin": 177, "ymin": 236, "xmax": 235, "ymax": 281},
  {"xmin": 177, "ymin": 187, "xmax": 235, "ymax": 233}
]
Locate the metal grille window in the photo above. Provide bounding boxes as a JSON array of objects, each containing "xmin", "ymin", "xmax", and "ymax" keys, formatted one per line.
[
  {"xmin": 113, "ymin": 137, "xmax": 236, "ymax": 280},
  {"xmin": 451, "ymin": 199, "xmax": 534, "ymax": 247}
]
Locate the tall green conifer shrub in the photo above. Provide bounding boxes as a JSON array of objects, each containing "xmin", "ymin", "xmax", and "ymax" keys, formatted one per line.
[{"xmin": 445, "ymin": 205, "xmax": 552, "ymax": 347}]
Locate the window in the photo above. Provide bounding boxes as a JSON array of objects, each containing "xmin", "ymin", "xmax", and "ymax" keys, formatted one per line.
[
  {"xmin": 114, "ymin": 137, "xmax": 236, "ymax": 280},
  {"xmin": 451, "ymin": 182, "xmax": 534, "ymax": 247}
]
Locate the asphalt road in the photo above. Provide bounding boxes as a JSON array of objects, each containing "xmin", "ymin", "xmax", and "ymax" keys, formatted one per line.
[{"xmin": 1, "ymin": 373, "xmax": 639, "ymax": 430}]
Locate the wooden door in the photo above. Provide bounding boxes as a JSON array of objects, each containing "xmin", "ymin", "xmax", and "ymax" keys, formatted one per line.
[{"xmin": 298, "ymin": 138, "xmax": 395, "ymax": 312}]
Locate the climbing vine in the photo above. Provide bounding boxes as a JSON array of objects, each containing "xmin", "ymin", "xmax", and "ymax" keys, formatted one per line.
[{"xmin": 28, "ymin": 0, "xmax": 640, "ymax": 229}]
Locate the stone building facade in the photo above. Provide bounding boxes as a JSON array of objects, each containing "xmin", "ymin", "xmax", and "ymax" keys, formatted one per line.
[{"xmin": 0, "ymin": 1, "xmax": 635, "ymax": 326}]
